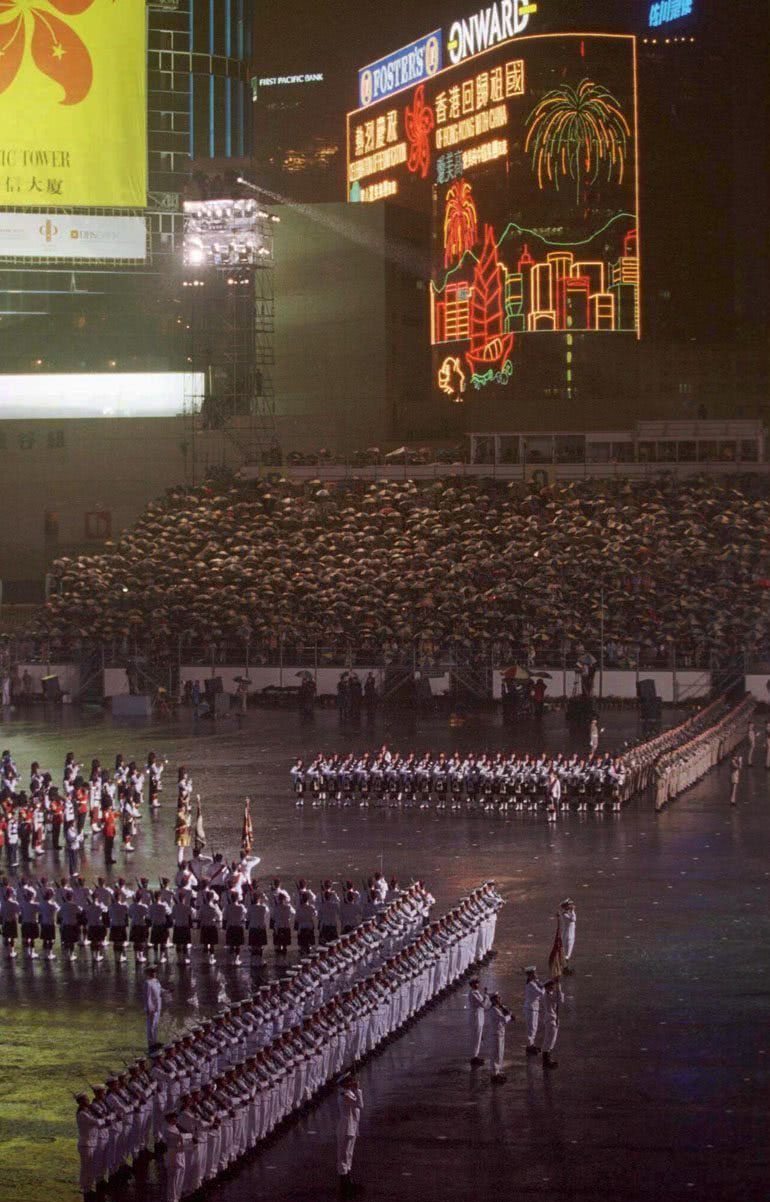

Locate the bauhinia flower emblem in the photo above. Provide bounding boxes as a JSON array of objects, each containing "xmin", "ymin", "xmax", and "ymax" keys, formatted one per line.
[
  {"xmin": 404, "ymin": 84, "xmax": 435, "ymax": 180},
  {"xmin": 0, "ymin": 0, "xmax": 94, "ymax": 106}
]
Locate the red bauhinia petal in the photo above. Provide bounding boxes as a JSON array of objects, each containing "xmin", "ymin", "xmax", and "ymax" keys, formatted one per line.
[
  {"xmin": 31, "ymin": 6, "xmax": 92, "ymax": 105},
  {"xmin": 0, "ymin": 14, "xmax": 24, "ymax": 97},
  {"xmin": 47, "ymin": 0, "xmax": 95, "ymax": 14}
]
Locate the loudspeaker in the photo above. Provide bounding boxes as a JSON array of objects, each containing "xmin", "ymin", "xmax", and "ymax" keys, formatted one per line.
[
  {"xmin": 637, "ymin": 679, "xmax": 658, "ymax": 704},
  {"xmin": 41, "ymin": 674, "xmax": 61, "ymax": 701},
  {"xmin": 204, "ymin": 677, "xmax": 223, "ymax": 700}
]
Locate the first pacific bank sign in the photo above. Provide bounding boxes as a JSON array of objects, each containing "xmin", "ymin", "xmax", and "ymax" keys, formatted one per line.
[{"xmin": 357, "ymin": 1, "xmax": 537, "ymax": 107}]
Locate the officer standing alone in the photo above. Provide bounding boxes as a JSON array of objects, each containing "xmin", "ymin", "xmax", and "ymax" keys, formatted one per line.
[{"xmin": 336, "ymin": 1071, "xmax": 363, "ymax": 1197}]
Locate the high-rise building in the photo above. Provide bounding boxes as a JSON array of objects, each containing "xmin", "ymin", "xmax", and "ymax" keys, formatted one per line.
[{"xmin": 0, "ymin": 0, "xmax": 255, "ymax": 375}]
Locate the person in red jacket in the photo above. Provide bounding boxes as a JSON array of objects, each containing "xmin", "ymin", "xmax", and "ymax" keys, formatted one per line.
[
  {"xmin": 49, "ymin": 791, "xmax": 64, "ymax": 851},
  {"xmin": 102, "ymin": 807, "xmax": 117, "ymax": 865},
  {"xmin": 74, "ymin": 781, "xmax": 89, "ymax": 836}
]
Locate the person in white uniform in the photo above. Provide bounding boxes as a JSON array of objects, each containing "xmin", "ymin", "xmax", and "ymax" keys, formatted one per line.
[
  {"xmin": 559, "ymin": 899, "xmax": 577, "ymax": 974},
  {"xmin": 336, "ymin": 1072, "xmax": 363, "ymax": 1197},
  {"xmin": 487, "ymin": 992, "xmax": 512, "ymax": 1083},
  {"xmin": 467, "ymin": 977, "xmax": 490, "ymax": 1066},
  {"xmin": 523, "ymin": 966, "xmax": 544, "ymax": 1055},
  {"xmin": 164, "ymin": 1113, "xmax": 192, "ymax": 1202},
  {"xmin": 542, "ymin": 978, "xmax": 564, "ymax": 1069},
  {"xmin": 729, "ymin": 754, "xmax": 742, "ymax": 806},
  {"xmin": 76, "ymin": 1092, "xmax": 105, "ymax": 1199},
  {"xmin": 143, "ymin": 965, "xmax": 166, "ymax": 1051},
  {"xmin": 746, "ymin": 720, "xmax": 756, "ymax": 766}
]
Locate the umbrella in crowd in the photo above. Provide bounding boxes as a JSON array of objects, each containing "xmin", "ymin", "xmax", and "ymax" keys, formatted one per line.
[{"xmin": 31, "ymin": 474, "xmax": 770, "ymax": 657}]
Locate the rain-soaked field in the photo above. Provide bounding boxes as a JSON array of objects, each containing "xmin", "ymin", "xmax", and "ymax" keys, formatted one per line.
[{"xmin": 0, "ymin": 703, "xmax": 768, "ymax": 1202}]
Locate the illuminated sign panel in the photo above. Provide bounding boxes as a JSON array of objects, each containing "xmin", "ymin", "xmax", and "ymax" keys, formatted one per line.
[
  {"xmin": 257, "ymin": 74, "xmax": 324, "ymax": 87},
  {"xmin": 447, "ymin": 1, "xmax": 537, "ymax": 65},
  {"xmin": 183, "ymin": 200, "xmax": 272, "ymax": 269},
  {"xmin": 0, "ymin": 0, "xmax": 146, "ymax": 208},
  {"xmin": 358, "ymin": 30, "xmax": 443, "ymax": 108},
  {"xmin": 347, "ymin": 34, "xmax": 639, "ymax": 405},
  {"xmin": 0, "ymin": 374, "xmax": 203, "ymax": 420},
  {"xmin": 648, "ymin": 0, "xmax": 693, "ymax": 27},
  {"xmin": 0, "ymin": 213, "xmax": 146, "ymax": 261}
]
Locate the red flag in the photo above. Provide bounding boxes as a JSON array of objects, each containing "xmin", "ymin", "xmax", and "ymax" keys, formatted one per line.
[
  {"xmin": 548, "ymin": 916, "xmax": 564, "ymax": 979},
  {"xmin": 240, "ymin": 796, "xmax": 253, "ymax": 858}
]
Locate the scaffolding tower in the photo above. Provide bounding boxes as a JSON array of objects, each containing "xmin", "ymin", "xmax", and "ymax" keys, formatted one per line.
[{"xmin": 182, "ymin": 204, "xmax": 278, "ymax": 475}]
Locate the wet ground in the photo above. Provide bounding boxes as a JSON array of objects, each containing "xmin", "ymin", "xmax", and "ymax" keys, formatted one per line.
[{"xmin": 0, "ymin": 703, "xmax": 768, "ymax": 1202}]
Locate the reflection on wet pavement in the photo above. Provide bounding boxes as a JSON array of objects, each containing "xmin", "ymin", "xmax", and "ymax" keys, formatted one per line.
[{"xmin": 1, "ymin": 705, "xmax": 768, "ymax": 1202}]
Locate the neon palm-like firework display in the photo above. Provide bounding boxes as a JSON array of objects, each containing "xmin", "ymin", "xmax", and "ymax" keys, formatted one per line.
[
  {"xmin": 443, "ymin": 179, "xmax": 479, "ymax": 268},
  {"xmin": 524, "ymin": 78, "xmax": 631, "ymax": 199},
  {"xmin": 347, "ymin": 33, "xmax": 640, "ymax": 407}
]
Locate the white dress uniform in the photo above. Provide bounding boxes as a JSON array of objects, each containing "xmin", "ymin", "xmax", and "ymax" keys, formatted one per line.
[
  {"xmin": 336, "ymin": 1083, "xmax": 363, "ymax": 1178},
  {"xmin": 164, "ymin": 1124, "xmax": 191, "ymax": 1202},
  {"xmin": 143, "ymin": 976, "xmax": 164, "ymax": 1049},
  {"xmin": 76, "ymin": 1104, "xmax": 104, "ymax": 1193},
  {"xmin": 542, "ymin": 983, "xmax": 564, "ymax": 1054},
  {"xmin": 468, "ymin": 985, "xmax": 490, "ymax": 1059},
  {"xmin": 524, "ymin": 976, "xmax": 545, "ymax": 1047},
  {"xmin": 76, "ymin": 881, "xmax": 502, "ymax": 1189},
  {"xmin": 488, "ymin": 1001, "xmax": 511, "ymax": 1075}
]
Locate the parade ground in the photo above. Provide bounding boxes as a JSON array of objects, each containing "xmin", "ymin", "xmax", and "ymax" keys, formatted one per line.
[{"xmin": 0, "ymin": 705, "xmax": 768, "ymax": 1202}]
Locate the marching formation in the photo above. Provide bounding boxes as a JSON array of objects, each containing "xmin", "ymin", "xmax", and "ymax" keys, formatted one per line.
[
  {"xmin": 291, "ymin": 748, "xmax": 630, "ymax": 813},
  {"xmin": 0, "ymin": 747, "xmax": 171, "ymax": 870},
  {"xmin": 75, "ymin": 881, "xmax": 502, "ymax": 1201},
  {"xmin": 654, "ymin": 697, "xmax": 755, "ymax": 810},
  {"xmin": 0, "ymin": 862, "xmax": 417, "ymax": 968}
]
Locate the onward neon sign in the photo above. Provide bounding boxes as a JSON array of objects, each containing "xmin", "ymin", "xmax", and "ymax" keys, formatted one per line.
[
  {"xmin": 447, "ymin": 1, "xmax": 538, "ymax": 66},
  {"xmin": 357, "ymin": 3, "xmax": 538, "ymax": 107}
]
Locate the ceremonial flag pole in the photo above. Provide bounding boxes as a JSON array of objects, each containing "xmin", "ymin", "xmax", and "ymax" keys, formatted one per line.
[
  {"xmin": 193, "ymin": 794, "xmax": 206, "ymax": 855},
  {"xmin": 241, "ymin": 796, "xmax": 253, "ymax": 859},
  {"xmin": 548, "ymin": 915, "xmax": 565, "ymax": 979}
]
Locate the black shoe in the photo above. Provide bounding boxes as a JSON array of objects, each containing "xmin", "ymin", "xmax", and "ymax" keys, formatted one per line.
[
  {"xmin": 543, "ymin": 1053, "xmax": 558, "ymax": 1069},
  {"xmin": 491, "ymin": 1073, "xmax": 507, "ymax": 1084},
  {"xmin": 470, "ymin": 1056, "xmax": 484, "ymax": 1066},
  {"xmin": 563, "ymin": 965, "xmax": 574, "ymax": 975},
  {"xmin": 526, "ymin": 1045, "xmax": 540, "ymax": 1055}
]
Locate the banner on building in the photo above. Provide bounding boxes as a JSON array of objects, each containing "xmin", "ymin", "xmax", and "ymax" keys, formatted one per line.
[
  {"xmin": 0, "ymin": 0, "xmax": 146, "ymax": 208},
  {"xmin": 0, "ymin": 212, "xmax": 147, "ymax": 260}
]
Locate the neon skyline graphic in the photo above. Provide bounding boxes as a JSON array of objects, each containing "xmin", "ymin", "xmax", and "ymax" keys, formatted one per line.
[{"xmin": 431, "ymin": 180, "xmax": 639, "ymax": 386}]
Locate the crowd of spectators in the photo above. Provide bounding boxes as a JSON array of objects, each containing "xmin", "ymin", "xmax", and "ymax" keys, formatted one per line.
[{"xmin": 30, "ymin": 475, "xmax": 770, "ymax": 662}]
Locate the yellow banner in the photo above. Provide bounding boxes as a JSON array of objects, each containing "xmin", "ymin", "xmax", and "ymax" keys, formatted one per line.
[{"xmin": 0, "ymin": 0, "xmax": 146, "ymax": 208}]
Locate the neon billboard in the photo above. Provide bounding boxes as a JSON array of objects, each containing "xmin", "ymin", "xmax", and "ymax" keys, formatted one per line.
[
  {"xmin": 347, "ymin": 33, "xmax": 640, "ymax": 405},
  {"xmin": 358, "ymin": 30, "xmax": 443, "ymax": 108}
]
